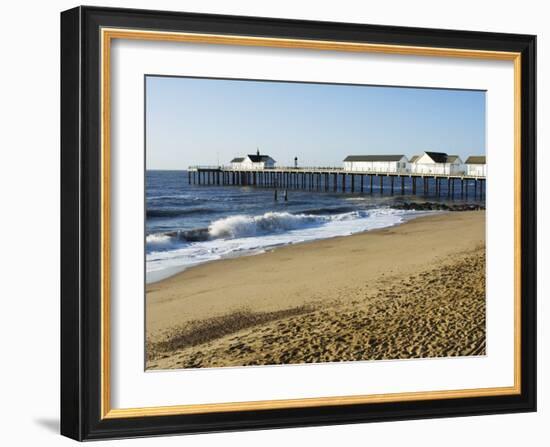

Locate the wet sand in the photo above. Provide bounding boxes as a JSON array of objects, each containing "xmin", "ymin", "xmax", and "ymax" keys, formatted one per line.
[{"xmin": 146, "ymin": 211, "xmax": 485, "ymax": 369}]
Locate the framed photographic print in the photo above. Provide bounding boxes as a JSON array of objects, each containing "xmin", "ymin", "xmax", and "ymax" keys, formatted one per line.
[{"xmin": 60, "ymin": 6, "xmax": 536, "ymax": 441}]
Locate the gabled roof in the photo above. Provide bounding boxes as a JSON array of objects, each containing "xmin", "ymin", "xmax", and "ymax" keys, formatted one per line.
[
  {"xmin": 247, "ymin": 154, "xmax": 274, "ymax": 163},
  {"xmin": 343, "ymin": 155, "xmax": 406, "ymax": 162},
  {"xmin": 231, "ymin": 157, "xmax": 244, "ymax": 163},
  {"xmin": 424, "ymin": 151, "xmax": 449, "ymax": 163},
  {"xmin": 465, "ymin": 156, "xmax": 486, "ymax": 164},
  {"xmin": 446, "ymin": 155, "xmax": 462, "ymax": 163},
  {"xmin": 409, "ymin": 155, "xmax": 420, "ymax": 163}
]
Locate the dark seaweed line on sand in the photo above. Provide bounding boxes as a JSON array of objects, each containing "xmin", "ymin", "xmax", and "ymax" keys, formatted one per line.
[{"xmin": 146, "ymin": 305, "xmax": 314, "ymax": 361}]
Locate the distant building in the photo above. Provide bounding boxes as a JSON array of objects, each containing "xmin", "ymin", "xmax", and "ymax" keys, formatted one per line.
[
  {"xmin": 230, "ymin": 150, "xmax": 276, "ymax": 170},
  {"xmin": 464, "ymin": 156, "xmax": 486, "ymax": 177},
  {"xmin": 411, "ymin": 151, "xmax": 464, "ymax": 175},
  {"xmin": 343, "ymin": 155, "xmax": 409, "ymax": 173},
  {"xmin": 230, "ymin": 157, "xmax": 245, "ymax": 169}
]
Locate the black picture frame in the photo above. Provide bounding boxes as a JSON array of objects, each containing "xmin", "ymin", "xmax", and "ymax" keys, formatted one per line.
[{"xmin": 61, "ymin": 5, "xmax": 536, "ymax": 441}]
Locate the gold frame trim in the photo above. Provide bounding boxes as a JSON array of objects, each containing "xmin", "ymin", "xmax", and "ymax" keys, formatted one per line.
[{"xmin": 100, "ymin": 28, "xmax": 522, "ymax": 419}]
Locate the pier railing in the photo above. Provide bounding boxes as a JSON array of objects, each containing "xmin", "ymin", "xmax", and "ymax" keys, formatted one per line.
[
  {"xmin": 188, "ymin": 165, "xmax": 224, "ymax": 170},
  {"xmin": 188, "ymin": 165, "xmax": 484, "ymax": 179},
  {"xmin": 188, "ymin": 165, "xmax": 345, "ymax": 172}
]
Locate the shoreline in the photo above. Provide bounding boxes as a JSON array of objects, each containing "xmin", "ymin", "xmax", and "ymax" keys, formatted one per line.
[
  {"xmin": 145, "ymin": 201, "xmax": 485, "ymax": 285},
  {"xmin": 146, "ymin": 201, "xmax": 485, "ymax": 285},
  {"xmin": 146, "ymin": 210, "xmax": 486, "ymax": 369},
  {"xmin": 146, "ymin": 209, "xmax": 437, "ymax": 285}
]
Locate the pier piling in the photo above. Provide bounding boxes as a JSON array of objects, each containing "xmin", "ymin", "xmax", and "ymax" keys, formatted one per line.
[{"xmin": 187, "ymin": 167, "xmax": 485, "ymax": 201}]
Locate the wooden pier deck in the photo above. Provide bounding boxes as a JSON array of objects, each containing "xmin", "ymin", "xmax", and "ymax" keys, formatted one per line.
[{"xmin": 187, "ymin": 166, "xmax": 486, "ymax": 198}]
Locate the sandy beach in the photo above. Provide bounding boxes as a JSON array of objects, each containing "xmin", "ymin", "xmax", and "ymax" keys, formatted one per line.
[{"xmin": 146, "ymin": 210, "xmax": 486, "ymax": 369}]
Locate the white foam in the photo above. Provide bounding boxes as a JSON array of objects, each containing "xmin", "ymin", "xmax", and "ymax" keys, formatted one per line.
[
  {"xmin": 146, "ymin": 208, "xmax": 430, "ymax": 283},
  {"xmin": 145, "ymin": 233, "xmax": 174, "ymax": 250},
  {"xmin": 209, "ymin": 211, "xmax": 333, "ymax": 239}
]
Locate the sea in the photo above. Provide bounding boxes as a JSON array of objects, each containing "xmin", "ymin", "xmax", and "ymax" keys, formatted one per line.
[{"xmin": 146, "ymin": 170, "xmax": 485, "ymax": 283}]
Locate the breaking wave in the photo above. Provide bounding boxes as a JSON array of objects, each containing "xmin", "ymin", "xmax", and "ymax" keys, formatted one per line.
[
  {"xmin": 208, "ymin": 211, "xmax": 331, "ymax": 239},
  {"xmin": 145, "ymin": 207, "xmax": 428, "ymax": 283},
  {"xmin": 147, "ymin": 210, "xmax": 371, "ymax": 247}
]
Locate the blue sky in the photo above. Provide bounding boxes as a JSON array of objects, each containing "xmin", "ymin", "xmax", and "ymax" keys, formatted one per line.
[{"xmin": 146, "ymin": 76, "xmax": 486, "ymax": 169}]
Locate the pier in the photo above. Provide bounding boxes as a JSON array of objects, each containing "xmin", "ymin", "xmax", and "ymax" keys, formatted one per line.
[{"xmin": 187, "ymin": 166, "xmax": 485, "ymax": 199}]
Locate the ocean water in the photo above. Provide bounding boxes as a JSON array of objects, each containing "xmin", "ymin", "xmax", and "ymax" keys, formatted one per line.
[{"xmin": 146, "ymin": 170, "xmax": 484, "ymax": 283}]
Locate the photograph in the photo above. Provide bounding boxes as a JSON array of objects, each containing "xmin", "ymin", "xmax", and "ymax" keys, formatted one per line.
[{"xmin": 144, "ymin": 76, "xmax": 488, "ymax": 370}]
